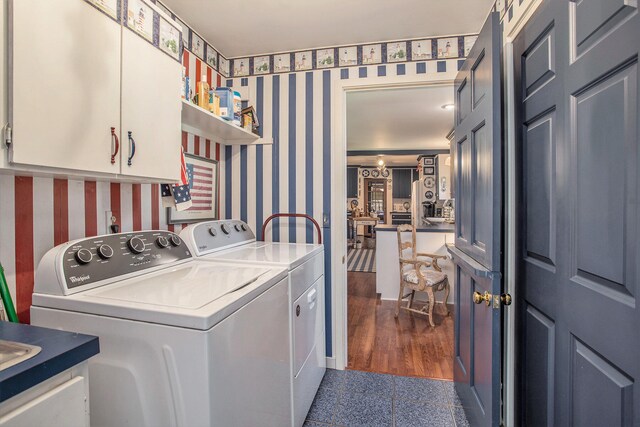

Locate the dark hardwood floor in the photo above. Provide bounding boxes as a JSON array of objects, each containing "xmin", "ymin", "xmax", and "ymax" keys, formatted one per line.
[{"xmin": 347, "ymin": 271, "xmax": 454, "ymax": 380}]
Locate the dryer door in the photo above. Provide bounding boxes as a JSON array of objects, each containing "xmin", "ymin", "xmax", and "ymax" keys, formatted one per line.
[{"xmin": 293, "ymin": 278, "xmax": 321, "ymax": 376}]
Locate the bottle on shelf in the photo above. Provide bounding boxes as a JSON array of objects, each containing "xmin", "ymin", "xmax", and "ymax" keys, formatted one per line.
[
  {"xmin": 181, "ymin": 67, "xmax": 186, "ymax": 100},
  {"xmin": 208, "ymin": 90, "xmax": 220, "ymax": 115},
  {"xmin": 214, "ymin": 87, "xmax": 234, "ymax": 121},
  {"xmin": 197, "ymin": 73, "xmax": 210, "ymax": 110},
  {"xmin": 233, "ymin": 90, "xmax": 242, "ymax": 127}
]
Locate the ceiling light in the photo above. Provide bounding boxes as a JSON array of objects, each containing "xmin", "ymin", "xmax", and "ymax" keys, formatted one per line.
[
  {"xmin": 441, "ymin": 104, "xmax": 455, "ymax": 110},
  {"xmin": 377, "ymin": 159, "xmax": 384, "ymax": 166}
]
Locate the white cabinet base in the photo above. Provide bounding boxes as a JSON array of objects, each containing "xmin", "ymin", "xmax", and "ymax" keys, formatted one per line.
[
  {"xmin": 0, "ymin": 363, "xmax": 90, "ymax": 427},
  {"xmin": 375, "ymin": 231, "xmax": 455, "ymax": 304}
]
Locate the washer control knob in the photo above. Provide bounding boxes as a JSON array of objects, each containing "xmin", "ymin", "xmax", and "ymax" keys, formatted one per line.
[
  {"xmin": 208, "ymin": 227, "xmax": 217, "ymax": 237},
  {"xmin": 156, "ymin": 236, "xmax": 169, "ymax": 248},
  {"xmin": 97, "ymin": 244, "xmax": 114, "ymax": 260},
  {"xmin": 221, "ymin": 224, "xmax": 230, "ymax": 235},
  {"xmin": 127, "ymin": 237, "xmax": 146, "ymax": 254},
  {"xmin": 75, "ymin": 248, "xmax": 93, "ymax": 265},
  {"xmin": 234, "ymin": 224, "xmax": 241, "ymax": 232},
  {"xmin": 241, "ymin": 224, "xmax": 247, "ymax": 231},
  {"xmin": 169, "ymin": 235, "xmax": 181, "ymax": 247}
]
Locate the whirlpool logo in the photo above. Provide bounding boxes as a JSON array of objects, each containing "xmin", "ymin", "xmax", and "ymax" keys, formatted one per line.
[{"xmin": 70, "ymin": 275, "xmax": 90, "ymax": 284}]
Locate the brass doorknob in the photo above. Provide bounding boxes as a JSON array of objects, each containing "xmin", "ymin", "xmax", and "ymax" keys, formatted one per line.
[
  {"xmin": 501, "ymin": 293, "xmax": 512, "ymax": 306},
  {"xmin": 473, "ymin": 291, "xmax": 491, "ymax": 306},
  {"xmin": 473, "ymin": 291, "xmax": 512, "ymax": 308}
]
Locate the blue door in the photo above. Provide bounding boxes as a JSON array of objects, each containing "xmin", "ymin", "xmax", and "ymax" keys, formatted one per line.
[
  {"xmin": 513, "ymin": 0, "xmax": 640, "ymax": 424},
  {"xmin": 449, "ymin": 11, "xmax": 504, "ymax": 427}
]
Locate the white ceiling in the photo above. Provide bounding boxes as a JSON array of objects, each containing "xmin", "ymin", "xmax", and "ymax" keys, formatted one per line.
[
  {"xmin": 347, "ymin": 155, "xmax": 421, "ymax": 167},
  {"xmin": 161, "ymin": 0, "xmax": 493, "ymax": 57},
  {"xmin": 347, "ymin": 85, "xmax": 454, "ymax": 151}
]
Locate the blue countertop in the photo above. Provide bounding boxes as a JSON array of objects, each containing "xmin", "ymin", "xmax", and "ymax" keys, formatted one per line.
[
  {"xmin": 0, "ymin": 322, "xmax": 99, "ymax": 403},
  {"xmin": 375, "ymin": 223, "xmax": 455, "ymax": 233}
]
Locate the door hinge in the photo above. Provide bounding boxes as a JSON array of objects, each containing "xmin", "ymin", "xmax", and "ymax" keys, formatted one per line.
[{"xmin": 3, "ymin": 124, "xmax": 12, "ymax": 147}]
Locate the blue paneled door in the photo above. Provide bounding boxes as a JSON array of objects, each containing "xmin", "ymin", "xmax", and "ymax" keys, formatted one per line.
[
  {"xmin": 450, "ymin": 11, "xmax": 504, "ymax": 427},
  {"xmin": 514, "ymin": 0, "xmax": 639, "ymax": 425}
]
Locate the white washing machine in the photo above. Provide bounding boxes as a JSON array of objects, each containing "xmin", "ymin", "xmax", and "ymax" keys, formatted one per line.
[
  {"xmin": 30, "ymin": 230, "xmax": 293, "ymax": 427},
  {"xmin": 180, "ymin": 220, "xmax": 325, "ymax": 427}
]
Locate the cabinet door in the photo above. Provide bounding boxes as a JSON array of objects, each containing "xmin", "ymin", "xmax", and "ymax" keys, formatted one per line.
[
  {"xmin": 392, "ymin": 169, "xmax": 410, "ymax": 198},
  {"xmin": 0, "ymin": 376, "xmax": 87, "ymax": 427},
  {"xmin": 346, "ymin": 167, "xmax": 358, "ymax": 198},
  {"xmin": 10, "ymin": 0, "xmax": 121, "ymax": 174},
  {"xmin": 121, "ymin": 29, "xmax": 182, "ymax": 181}
]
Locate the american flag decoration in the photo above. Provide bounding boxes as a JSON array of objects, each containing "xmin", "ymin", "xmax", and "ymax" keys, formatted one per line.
[
  {"xmin": 162, "ymin": 147, "xmax": 193, "ymax": 211},
  {"xmin": 186, "ymin": 162, "xmax": 214, "ymax": 211}
]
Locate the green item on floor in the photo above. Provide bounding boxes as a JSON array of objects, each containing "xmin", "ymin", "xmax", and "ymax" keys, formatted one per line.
[{"xmin": 0, "ymin": 263, "xmax": 19, "ymax": 323}]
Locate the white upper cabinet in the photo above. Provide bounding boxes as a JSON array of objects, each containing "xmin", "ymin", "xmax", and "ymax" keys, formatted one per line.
[
  {"xmin": 7, "ymin": 0, "xmax": 182, "ymax": 182},
  {"xmin": 120, "ymin": 26, "xmax": 182, "ymax": 181},
  {"xmin": 10, "ymin": 0, "xmax": 121, "ymax": 175}
]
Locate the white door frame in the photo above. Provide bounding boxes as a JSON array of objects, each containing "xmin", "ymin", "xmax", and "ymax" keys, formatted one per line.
[
  {"xmin": 329, "ymin": 71, "xmax": 458, "ymax": 370},
  {"xmin": 502, "ymin": 1, "xmax": 543, "ymax": 424}
]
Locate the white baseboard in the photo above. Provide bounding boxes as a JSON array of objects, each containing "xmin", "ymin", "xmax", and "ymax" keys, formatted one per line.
[{"xmin": 325, "ymin": 357, "xmax": 338, "ymax": 370}]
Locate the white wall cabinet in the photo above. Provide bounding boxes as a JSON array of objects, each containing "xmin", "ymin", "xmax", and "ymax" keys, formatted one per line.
[
  {"xmin": 6, "ymin": 0, "xmax": 182, "ymax": 182},
  {"xmin": 120, "ymin": 29, "xmax": 182, "ymax": 181},
  {"xmin": 10, "ymin": 0, "xmax": 122, "ymax": 176}
]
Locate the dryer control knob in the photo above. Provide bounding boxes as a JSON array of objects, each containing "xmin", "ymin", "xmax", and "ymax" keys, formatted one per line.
[
  {"xmin": 97, "ymin": 244, "xmax": 114, "ymax": 260},
  {"xmin": 241, "ymin": 224, "xmax": 247, "ymax": 231},
  {"xmin": 127, "ymin": 237, "xmax": 146, "ymax": 254},
  {"xmin": 169, "ymin": 235, "xmax": 181, "ymax": 247},
  {"xmin": 208, "ymin": 227, "xmax": 217, "ymax": 237},
  {"xmin": 75, "ymin": 248, "xmax": 93, "ymax": 265},
  {"xmin": 234, "ymin": 224, "xmax": 241, "ymax": 232},
  {"xmin": 221, "ymin": 224, "xmax": 230, "ymax": 235},
  {"xmin": 156, "ymin": 236, "xmax": 169, "ymax": 248}
]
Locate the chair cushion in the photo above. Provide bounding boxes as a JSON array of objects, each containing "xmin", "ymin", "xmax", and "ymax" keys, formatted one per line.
[{"xmin": 403, "ymin": 266, "xmax": 447, "ymax": 286}]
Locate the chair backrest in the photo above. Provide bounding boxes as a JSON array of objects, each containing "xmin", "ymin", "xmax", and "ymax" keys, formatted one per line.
[{"xmin": 396, "ymin": 224, "xmax": 417, "ymax": 260}]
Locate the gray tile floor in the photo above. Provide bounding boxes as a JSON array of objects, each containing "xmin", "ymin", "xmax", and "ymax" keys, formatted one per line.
[{"xmin": 305, "ymin": 369, "xmax": 470, "ymax": 427}]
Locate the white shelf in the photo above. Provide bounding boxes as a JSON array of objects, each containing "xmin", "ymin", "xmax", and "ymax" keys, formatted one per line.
[{"xmin": 181, "ymin": 100, "xmax": 271, "ymax": 146}]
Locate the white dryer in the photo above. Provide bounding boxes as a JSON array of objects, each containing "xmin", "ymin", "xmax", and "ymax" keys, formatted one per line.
[
  {"xmin": 180, "ymin": 220, "xmax": 325, "ymax": 427},
  {"xmin": 30, "ymin": 230, "xmax": 292, "ymax": 427}
]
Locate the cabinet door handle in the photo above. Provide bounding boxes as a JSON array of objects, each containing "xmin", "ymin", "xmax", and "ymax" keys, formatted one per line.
[
  {"xmin": 110, "ymin": 127, "xmax": 119, "ymax": 164},
  {"xmin": 127, "ymin": 131, "xmax": 136, "ymax": 166}
]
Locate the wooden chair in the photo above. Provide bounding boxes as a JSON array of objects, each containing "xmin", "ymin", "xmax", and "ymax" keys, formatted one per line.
[{"xmin": 395, "ymin": 224, "xmax": 450, "ymax": 327}]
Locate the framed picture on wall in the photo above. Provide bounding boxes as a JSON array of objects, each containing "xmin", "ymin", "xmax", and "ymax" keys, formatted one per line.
[{"xmin": 168, "ymin": 154, "xmax": 219, "ymax": 224}]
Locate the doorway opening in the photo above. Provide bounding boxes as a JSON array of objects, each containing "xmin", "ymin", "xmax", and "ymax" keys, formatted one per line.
[{"xmin": 344, "ymin": 84, "xmax": 456, "ymax": 379}]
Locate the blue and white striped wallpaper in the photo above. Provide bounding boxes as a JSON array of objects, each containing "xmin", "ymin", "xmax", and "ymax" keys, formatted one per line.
[{"xmin": 221, "ymin": 58, "xmax": 463, "ymax": 356}]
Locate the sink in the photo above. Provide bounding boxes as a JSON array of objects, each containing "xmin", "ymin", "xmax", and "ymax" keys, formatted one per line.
[{"xmin": 0, "ymin": 340, "xmax": 42, "ymax": 371}]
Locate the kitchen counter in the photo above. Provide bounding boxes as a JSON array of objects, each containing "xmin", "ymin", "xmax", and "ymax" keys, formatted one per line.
[
  {"xmin": 376, "ymin": 223, "xmax": 455, "ymax": 233},
  {"xmin": 0, "ymin": 322, "xmax": 99, "ymax": 403},
  {"xmin": 375, "ymin": 225, "xmax": 455, "ymax": 302}
]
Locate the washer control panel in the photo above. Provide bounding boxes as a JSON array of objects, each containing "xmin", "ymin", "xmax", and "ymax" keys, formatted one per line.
[
  {"xmin": 187, "ymin": 220, "xmax": 255, "ymax": 256},
  {"xmin": 62, "ymin": 231, "xmax": 191, "ymax": 289}
]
